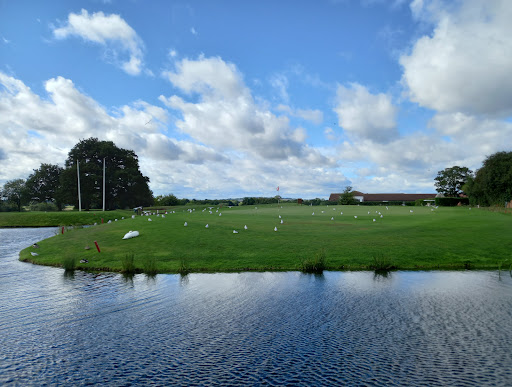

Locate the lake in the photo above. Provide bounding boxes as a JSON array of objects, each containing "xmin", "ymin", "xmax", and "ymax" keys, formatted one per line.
[{"xmin": 1, "ymin": 227, "xmax": 511, "ymax": 385}]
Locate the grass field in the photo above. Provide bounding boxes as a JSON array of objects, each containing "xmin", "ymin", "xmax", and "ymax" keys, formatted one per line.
[
  {"xmin": 0, "ymin": 210, "xmax": 132, "ymax": 227},
  {"xmin": 16, "ymin": 203, "xmax": 512, "ymax": 273}
]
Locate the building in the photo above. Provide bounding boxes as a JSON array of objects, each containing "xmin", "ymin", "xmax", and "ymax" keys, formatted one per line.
[{"xmin": 329, "ymin": 191, "xmax": 436, "ymax": 204}]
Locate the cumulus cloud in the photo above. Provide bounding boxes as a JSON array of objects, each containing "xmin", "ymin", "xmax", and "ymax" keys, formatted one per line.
[
  {"xmin": 334, "ymin": 83, "xmax": 398, "ymax": 143},
  {"xmin": 401, "ymin": 0, "xmax": 512, "ymax": 116},
  {"xmin": 0, "ymin": 71, "xmax": 342, "ymax": 198},
  {"xmin": 53, "ymin": 9, "xmax": 145, "ymax": 75},
  {"xmin": 276, "ymin": 105, "xmax": 324, "ymax": 125},
  {"xmin": 0, "ymin": 71, "xmax": 232, "ymax": 185},
  {"xmin": 160, "ymin": 55, "xmax": 332, "ymax": 166}
]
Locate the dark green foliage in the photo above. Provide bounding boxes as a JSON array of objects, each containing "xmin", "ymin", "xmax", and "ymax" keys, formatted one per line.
[
  {"xmin": 338, "ymin": 186, "xmax": 356, "ymax": 205},
  {"xmin": 435, "ymin": 166, "xmax": 473, "ymax": 196},
  {"xmin": 28, "ymin": 202, "xmax": 59, "ymax": 212},
  {"xmin": 1, "ymin": 179, "xmax": 28, "ymax": 212},
  {"xmin": 25, "ymin": 164, "xmax": 63, "ymax": 209},
  {"xmin": 60, "ymin": 138, "xmax": 153, "ymax": 210},
  {"xmin": 154, "ymin": 194, "xmax": 179, "ymax": 206},
  {"xmin": 465, "ymin": 151, "xmax": 512, "ymax": 206},
  {"xmin": 301, "ymin": 249, "xmax": 326, "ymax": 273},
  {"xmin": 435, "ymin": 197, "xmax": 470, "ymax": 206},
  {"xmin": 242, "ymin": 197, "xmax": 279, "ymax": 205}
]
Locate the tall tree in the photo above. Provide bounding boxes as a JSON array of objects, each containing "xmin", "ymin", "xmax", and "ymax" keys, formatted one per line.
[
  {"xmin": 434, "ymin": 166, "xmax": 473, "ymax": 196},
  {"xmin": 2, "ymin": 179, "xmax": 28, "ymax": 212},
  {"xmin": 60, "ymin": 138, "xmax": 153, "ymax": 210},
  {"xmin": 25, "ymin": 164, "xmax": 64, "ymax": 209},
  {"xmin": 465, "ymin": 151, "xmax": 512, "ymax": 206},
  {"xmin": 338, "ymin": 186, "xmax": 356, "ymax": 205}
]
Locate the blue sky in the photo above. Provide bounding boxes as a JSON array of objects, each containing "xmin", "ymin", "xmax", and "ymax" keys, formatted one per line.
[{"xmin": 1, "ymin": 0, "xmax": 512, "ymax": 199}]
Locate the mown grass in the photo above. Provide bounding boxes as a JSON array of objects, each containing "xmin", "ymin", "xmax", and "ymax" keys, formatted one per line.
[
  {"xmin": 17, "ymin": 203, "xmax": 512, "ymax": 273},
  {"xmin": 0, "ymin": 210, "xmax": 133, "ymax": 227}
]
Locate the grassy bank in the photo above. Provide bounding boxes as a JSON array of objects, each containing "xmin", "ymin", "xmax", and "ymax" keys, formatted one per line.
[
  {"xmin": 0, "ymin": 210, "xmax": 133, "ymax": 227},
  {"xmin": 18, "ymin": 204, "xmax": 512, "ymax": 273}
]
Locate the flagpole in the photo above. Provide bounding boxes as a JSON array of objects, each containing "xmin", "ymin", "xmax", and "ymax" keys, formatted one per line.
[
  {"xmin": 102, "ymin": 157, "xmax": 106, "ymax": 212},
  {"xmin": 77, "ymin": 160, "xmax": 82, "ymax": 212}
]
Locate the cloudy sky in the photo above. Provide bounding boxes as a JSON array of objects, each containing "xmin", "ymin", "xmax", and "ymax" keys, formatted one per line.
[{"xmin": 1, "ymin": 0, "xmax": 511, "ymax": 199}]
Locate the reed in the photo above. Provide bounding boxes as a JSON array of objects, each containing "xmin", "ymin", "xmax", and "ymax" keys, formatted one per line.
[
  {"xmin": 121, "ymin": 252, "xmax": 136, "ymax": 274},
  {"xmin": 301, "ymin": 249, "xmax": 326, "ymax": 273},
  {"xmin": 143, "ymin": 255, "xmax": 158, "ymax": 275},
  {"xmin": 370, "ymin": 253, "xmax": 395, "ymax": 271},
  {"xmin": 178, "ymin": 258, "xmax": 190, "ymax": 275},
  {"xmin": 62, "ymin": 255, "xmax": 76, "ymax": 271}
]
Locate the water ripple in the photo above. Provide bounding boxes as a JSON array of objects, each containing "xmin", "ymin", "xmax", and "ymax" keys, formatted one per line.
[{"xmin": 1, "ymin": 229, "xmax": 512, "ymax": 385}]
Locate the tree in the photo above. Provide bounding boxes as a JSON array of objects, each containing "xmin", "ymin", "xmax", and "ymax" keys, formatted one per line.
[
  {"xmin": 2, "ymin": 179, "xmax": 28, "ymax": 212},
  {"xmin": 59, "ymin": 138, "xmax": 153, "ymax": 210},
  {"xmin": 465, "ymin": 151, "xmax": 512, "ymax": 206},
  {"xmin": 434, "ymin": 166, "xmax": 473, "ymax": 197},
  {"xmin": 25, "ymin": 163, "xmax": 64, "ymax": 209},
  {"xmin": 154, "ymin": 194, "xmax": 179, "ymax": 206},
  {"xmin": 338, "ymin": 186, "xmax": 356, "ymax": 205}
]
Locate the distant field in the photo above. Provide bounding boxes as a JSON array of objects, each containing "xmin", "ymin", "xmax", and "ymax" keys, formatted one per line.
[{"xmin": 18, "ymin": 204, "xmax": 512, "ymax": 273}]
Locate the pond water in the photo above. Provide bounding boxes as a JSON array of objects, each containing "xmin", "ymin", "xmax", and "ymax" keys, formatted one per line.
[{"xmin": 1, "ymin": 228, "xmax": 512, "ymax": 386}]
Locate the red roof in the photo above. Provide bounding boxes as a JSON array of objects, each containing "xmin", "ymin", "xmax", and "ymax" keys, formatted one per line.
[{"xmin": 329, "ymin": 192, "xmax": 436, "ymax": 202}]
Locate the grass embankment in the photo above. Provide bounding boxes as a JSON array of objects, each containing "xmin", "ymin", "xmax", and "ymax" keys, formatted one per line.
[
  {"xmin": 0, "ymin": 210, "xmax": 132, "ymax": 227},
  {"xmin": 17, "ymin": 204, "xmax": 512, "ymax": 273}
]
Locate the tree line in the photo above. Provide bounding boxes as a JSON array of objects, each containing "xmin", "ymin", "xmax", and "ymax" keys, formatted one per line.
[
  {"xmin": 0, "ymin": 138, "xmax": 153, "ymax": 211},
  {"xmin": 434, "ymin": 151, "xmax": 512, "ymax": 206}
]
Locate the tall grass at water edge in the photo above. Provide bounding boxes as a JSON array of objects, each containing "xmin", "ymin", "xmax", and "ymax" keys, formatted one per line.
[
  {"xmin": 121, "ymin": 252, "xmax": 136, "ymax": 274},
  {"xmin": 301, "ymin": 249, "xmax": 327, "ymax": 273},
  {"xmin": 62, "ymin": 255, "xmax": 76, "ymax": 271}
]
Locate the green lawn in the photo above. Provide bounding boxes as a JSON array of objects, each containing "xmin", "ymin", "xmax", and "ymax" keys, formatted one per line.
[
  {"xmin": 0, "ymin": 210, "xmax": 132, "ymax": 227},
  {"xmin": 16, "ymin": 204, "xmax": 512, "ymax": 273}
]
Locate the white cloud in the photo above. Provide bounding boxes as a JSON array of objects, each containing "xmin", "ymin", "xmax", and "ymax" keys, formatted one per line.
[
  {"xmin": 190, "ymin": 27, "xmax": 197, "ymax": 35},
  {"xmin": 160, "ymin": 55, "xmax": 332, "ymax": 166},
  {"xmin": 0, "ymin": 72, "xmax": 233, "ymax": 185},
  {"xmin": 276, "ymin": 104, "xmax": 324, "ymax": 125},
  {"xmin": 334, "ymin": 83, "xmax": 398, "ymax": 143},
  {"xmin": 269, "ymin": 73, "xmax": 289, "ymax": 103},
  {"xmin": 296, "ymin": 109, "xmax": 324, "ymax": 125},
  {"xmin": 53, "ymin": 9, "xmax": 145, "ymax": 75},
  {"xmin": 0, "ymin": 71, "xmax": 342, "ymax": 198},
  {"xmin": 401, "ymin": 0, "xmax": 512, "ymax": 116}
]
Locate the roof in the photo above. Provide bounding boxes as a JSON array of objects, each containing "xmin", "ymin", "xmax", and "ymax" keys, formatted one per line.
[{"xmin": 329, "ymin": 192, "xmax": 436, "ymax": 202}]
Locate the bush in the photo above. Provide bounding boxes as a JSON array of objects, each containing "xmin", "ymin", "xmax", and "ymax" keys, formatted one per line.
[
  {"xmin": 435, "ymin": 197, "xmax": 470, "ymax": 206},
  {"xmin": 29, "ymin": 202, "xmax": 59, "ymax": 212}
]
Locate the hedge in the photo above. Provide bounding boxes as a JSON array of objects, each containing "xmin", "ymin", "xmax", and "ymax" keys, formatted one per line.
[{"xmin": 435, "ymin": 197, "xmax": 470, "ymax": 206}]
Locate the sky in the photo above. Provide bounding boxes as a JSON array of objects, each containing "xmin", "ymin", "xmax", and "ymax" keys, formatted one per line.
[{"xmin": 1, "ymin": 0, "xmax": 511, "ymax": 199}]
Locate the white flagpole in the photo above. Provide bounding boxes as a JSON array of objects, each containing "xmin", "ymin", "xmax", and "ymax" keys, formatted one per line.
[
  {"xmin": 102, "ymin": 157, "xmax": 106, "ymax": 212},
  {"xmin": 77, "ymin": 160, "xmax": 82, "ymax": 212}
]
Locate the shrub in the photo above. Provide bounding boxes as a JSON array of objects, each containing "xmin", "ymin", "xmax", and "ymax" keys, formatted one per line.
[
  {"xmin": 435, "ymin": 197, "xmax": 470, "ymax": 206},
  {"xmin": 29, "ymin": 202, "xmax": 59, "ymax": 212}
]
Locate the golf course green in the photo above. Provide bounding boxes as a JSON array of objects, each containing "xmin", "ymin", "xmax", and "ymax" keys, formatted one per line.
[{"xmin": 16, "ymin": 204, "xmax": 512, "ymax": 273}]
